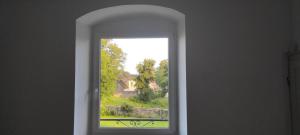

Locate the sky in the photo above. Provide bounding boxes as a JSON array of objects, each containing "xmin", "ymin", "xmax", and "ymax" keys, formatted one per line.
[{"xmin": 110, "ymin": 38, "xmax": 168, "ymax": 75}]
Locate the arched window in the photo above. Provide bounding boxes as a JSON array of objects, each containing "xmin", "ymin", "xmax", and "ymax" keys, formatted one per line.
[{"xmin": 74, "ymin": 5, "xmax": 186, "ymax": 135}]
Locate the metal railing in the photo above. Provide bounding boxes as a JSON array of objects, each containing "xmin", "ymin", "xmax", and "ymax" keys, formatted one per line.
[{"xmin": 100, "ymin": 118, "xmax": 168, "ymax": 127}]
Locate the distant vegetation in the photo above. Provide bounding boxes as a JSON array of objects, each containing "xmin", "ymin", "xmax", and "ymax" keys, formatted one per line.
[
  {"xmin": 99, "ymin": 39, "xmax": 169, "ymax": 127},
  {"xmin": 100, "ymin": 39, "xmax": 125, "ymax": 97}
]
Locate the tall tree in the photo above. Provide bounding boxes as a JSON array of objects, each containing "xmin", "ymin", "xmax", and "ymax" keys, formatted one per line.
[
  {"xmin": 134, "ymin": 59, "xmax": 156, "ymax": 101},
  {"xmin": 100, "ymin": 39, "xmax": 125, "ymax": 97},
  {"xmin": 155, "ymin": 60, "xmax": 169, "ymax": 97}
]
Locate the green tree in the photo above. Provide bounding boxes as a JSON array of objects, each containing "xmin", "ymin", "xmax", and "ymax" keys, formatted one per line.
[
  {"xmin": 100, "ymin": 39, "xmax": 125, "ymax": 97},
  {"xmin": 134, "ymin": 59, "xmax": 156, "ymax": 102},
  {"xmin": 155, "ymin": 60, "xmax": 169, "ymax": 97}
]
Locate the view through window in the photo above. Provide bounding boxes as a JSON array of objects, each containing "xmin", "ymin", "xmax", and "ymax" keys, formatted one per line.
[{"xmin": 99, "ymin": 38, "xmax": 169, "ymax": 128}]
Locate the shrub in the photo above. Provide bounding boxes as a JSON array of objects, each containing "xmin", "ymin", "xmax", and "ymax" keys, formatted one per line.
[
  {"xmin": 120, "ymin": 103, "xmax": 133, "ymax": 113},
  {"xmin": 136, "ymin": 88, "xmax": 155, "ymax": 102}
]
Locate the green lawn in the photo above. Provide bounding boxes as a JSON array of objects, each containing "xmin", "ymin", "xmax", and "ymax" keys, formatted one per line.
[
  {"xmin": 100, "ymin": 116, "xmax": 169, "ymax": 128},
  {"xmin": 101, "ymin": 96, "xmax": 168, "ymax": 109},
  {"xmin": 100, "ymin": 96, "xmax": 169, "ymax": 128}
]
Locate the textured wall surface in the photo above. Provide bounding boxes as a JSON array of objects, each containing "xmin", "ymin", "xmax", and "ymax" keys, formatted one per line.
[
  {"xmin": 0, "ymin": 0, "xmax": 292, "ymax": 135},
  {"xmin": 293, "ymin": 0, "xmax": 300, "ymax": 49}
]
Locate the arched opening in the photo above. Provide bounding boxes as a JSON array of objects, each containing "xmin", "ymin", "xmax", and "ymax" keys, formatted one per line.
[{"xmin": 74, "ymin": 5, "xmax": 186, "ymax": 135}]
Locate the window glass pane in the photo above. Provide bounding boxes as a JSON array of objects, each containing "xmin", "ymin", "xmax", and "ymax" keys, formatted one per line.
[{"xmin": 99, "ymin": 38, "xmax": 169, "ymax": 128}]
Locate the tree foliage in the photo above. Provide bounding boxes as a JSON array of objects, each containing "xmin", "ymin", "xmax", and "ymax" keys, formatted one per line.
[
  {"xmin": 135, "ymin": 59, "xmax": 156, "ymax": 89},
  {"xmin": 100, "ymin": 39, "xmax": 125, "ymax": 97},
  {"xmin": 134, "ymin": 59, "xmax": 156, "ymax": 102},
  {"xmin": 155, "ymin": 60, "xmax": 169, "ymax": 97}
]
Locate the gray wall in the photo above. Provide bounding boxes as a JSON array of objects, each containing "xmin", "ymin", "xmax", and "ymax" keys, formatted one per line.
[
  {"xmin": 293, "ymin": 0, "xmax": 300, "ymax": 49},
  {"xmin": 0, "ymin": 0, "xmax": 292, "ymax": 135}
]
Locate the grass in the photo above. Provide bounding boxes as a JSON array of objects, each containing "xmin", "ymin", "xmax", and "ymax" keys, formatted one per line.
[
  {"xmin": 101, "ymin": 96, "xmax": 168, "ymax": 109},
  {"xmin": 99, "ymin": 96, "xmax": 169, "ymax": 128}
]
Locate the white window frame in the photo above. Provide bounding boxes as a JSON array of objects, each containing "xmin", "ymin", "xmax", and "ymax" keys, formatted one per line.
[
  {"xmin": 74, "ymin": 5, "xmax": 187, "ymax": 135},
  {"xmin": 91, "ymin": 16, "xmax": 177, "ymax": 135}
]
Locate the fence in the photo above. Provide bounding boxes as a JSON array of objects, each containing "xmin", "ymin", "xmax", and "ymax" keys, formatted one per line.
[
  {"xmin": 100, "ymin": 118, "xmax": 168, "ymax": 127},
  {"xmin": 105, "ymin": 105, "xmax": 168, "ymax": 119}
]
